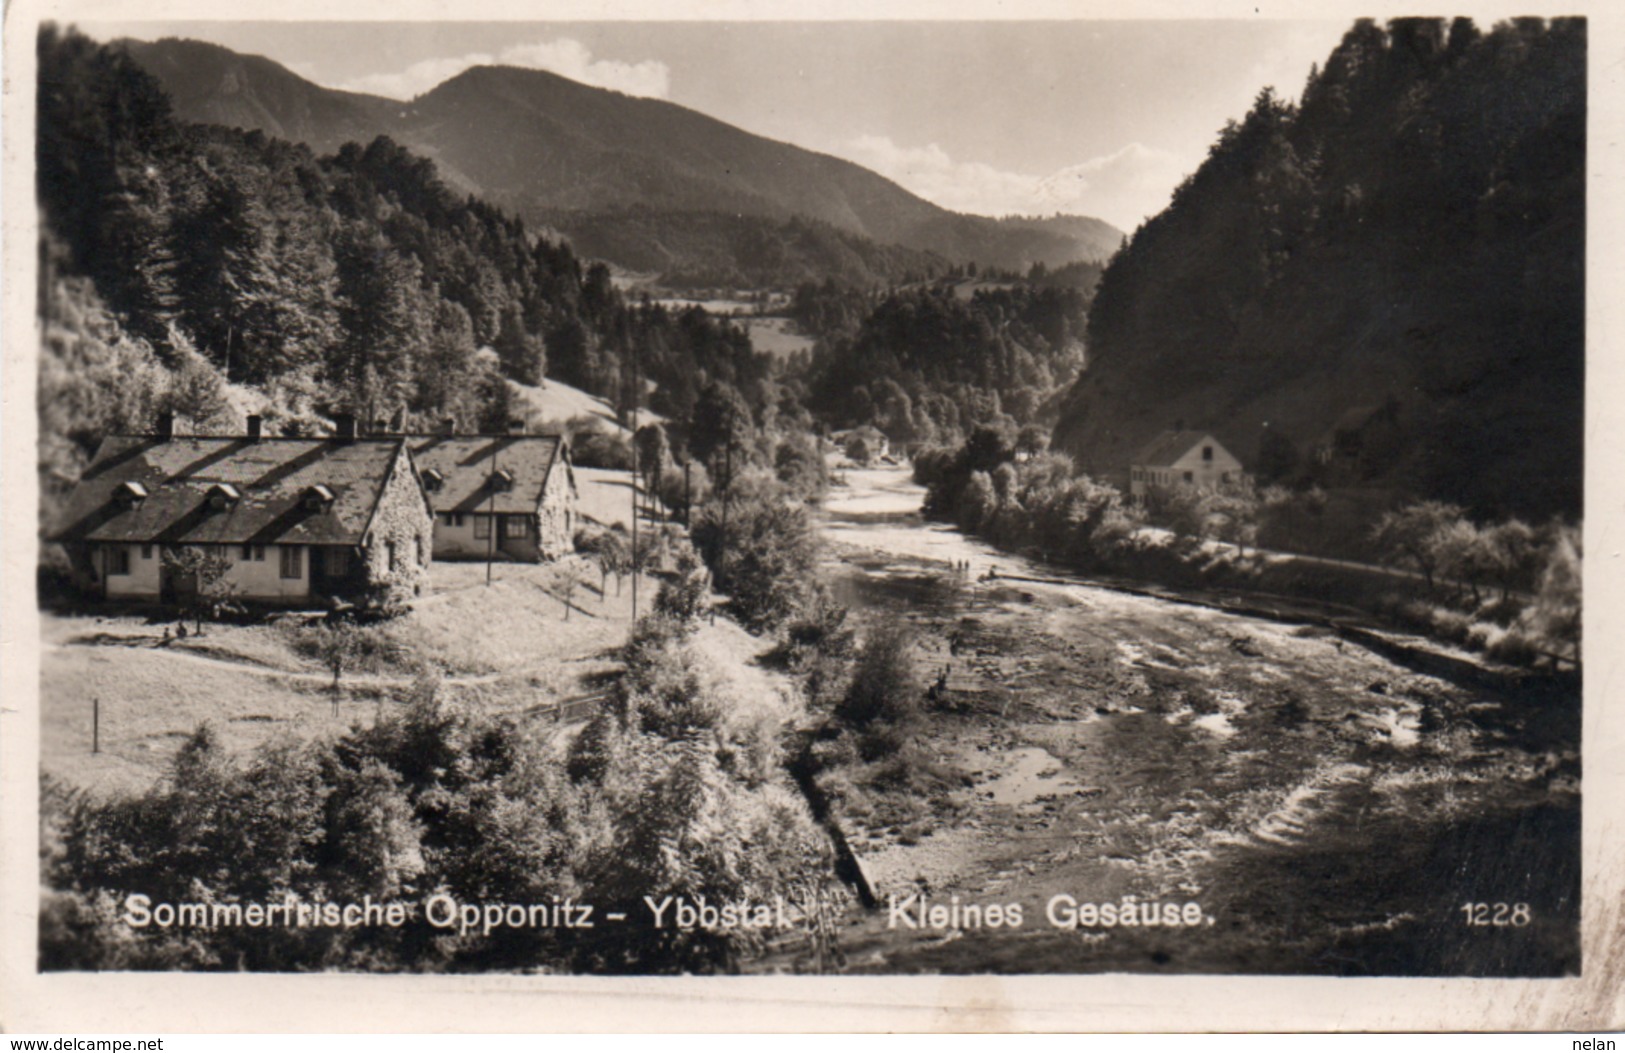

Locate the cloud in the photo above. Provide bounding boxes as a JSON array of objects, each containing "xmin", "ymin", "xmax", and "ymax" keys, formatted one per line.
[
  {"xmin": 337, "ymin": 38, "xmax": 670, "ymax": 101},
  {"xmin": 1033, "ymin": 143, "xmax": 1197, "ymax": 232},
  {"xmin": 836, "ymin": 135, "xmax": 1195, "ymax": 233},
  {"xmin": 840, "ymin": 135, "xmax": 1038, "ymax": 218}
]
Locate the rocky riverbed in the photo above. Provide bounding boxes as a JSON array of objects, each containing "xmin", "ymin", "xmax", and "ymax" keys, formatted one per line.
[{"xmin": 804, "ymin": 467, "xmax": 1579, "ymax": 976}]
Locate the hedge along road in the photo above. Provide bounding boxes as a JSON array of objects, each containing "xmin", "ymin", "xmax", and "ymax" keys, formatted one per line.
[{"xmin": 803, "ymin": 464, "xmax": 1580, "ymax": 976}]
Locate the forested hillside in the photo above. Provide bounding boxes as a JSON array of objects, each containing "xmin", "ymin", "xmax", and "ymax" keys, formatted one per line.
[
  {"xmin": 807, "ymin": 280, "xmax": 1093, "ymax": 447},
  {"xmin": 118, "ymin": 37, "xmax": 1123, "ymax": 284},
  {"xmin": 37, "ymin": 26, "xmax": 774, "ymax": 519},
  {"xmin": 1053, "ymin": 17, "xmax": 1584, "ymax": 520},
  {"xmin": 544, "ymin": 207, "xmax": 945, "ymax": 290}
]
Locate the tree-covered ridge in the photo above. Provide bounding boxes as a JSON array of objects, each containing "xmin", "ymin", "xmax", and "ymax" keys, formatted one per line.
[
  {"xmin": 806, "ymin": 281, "xmax": 1091, "ymax": 448},
  {"xmin": 1055, "ymin": 17, "xmax": 1584, "ymax": 520},
  {"xmin": 37, "ymin": 25, "xmax": 777, "ymax": 499},
  {"xmin": 545, "ymin": 207, "xmax": 947, "ymax": 291}
]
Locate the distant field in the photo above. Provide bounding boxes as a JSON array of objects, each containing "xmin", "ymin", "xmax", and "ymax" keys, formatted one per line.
[
  {"xmin": 510, "ymin": 377, "xmax": 618, "ymax": 432},
  {"xmin": 739, "ymin": 317, "xmax": 816, "ymax": 358},
  {"xmin": 946, "ymin": 279, "xmax": 1018, "ymax": 301},
  {"xmin": 574, "ymin": 466, "xmax": 640, "ymax": 530},
  {"xmin": 650, "ymin": 297, "xmax": 757, "ymax": 315}
]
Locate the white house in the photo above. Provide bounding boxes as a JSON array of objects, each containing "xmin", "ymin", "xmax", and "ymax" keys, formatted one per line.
[
  {"xmin": 1128, "ymin": 430, "xmax": 1246, "ymax": 500},
  {"xmin": 408, "ymin": 432, "xmax": 578, "ymax": 562},
  {"xmin": 49, "ymin": 413, "xmax": 435, "ymax": 606}
]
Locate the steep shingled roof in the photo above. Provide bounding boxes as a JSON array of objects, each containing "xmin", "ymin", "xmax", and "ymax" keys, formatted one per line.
[
  {"xmin": 406, "ymin": 435, "xmax": 568, "ymax": 515},
  {"xmin": 1132, "ymin": 430, "xmax": 1222, "ymax": 468},
  {"xmin": 49, "ymin": 437, "xmax": 409, "ymax": 546}
]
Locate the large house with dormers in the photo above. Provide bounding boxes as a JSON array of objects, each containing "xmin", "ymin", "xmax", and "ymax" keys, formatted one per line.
[{"xmin": 48, "ymin": 413, "xmax": 434, "ymax": 606}]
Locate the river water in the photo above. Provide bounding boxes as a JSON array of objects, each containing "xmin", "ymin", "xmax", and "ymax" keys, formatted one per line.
[{"xmin": 805, "ymin": 466, "xmax": 1580, "ymax": 976}]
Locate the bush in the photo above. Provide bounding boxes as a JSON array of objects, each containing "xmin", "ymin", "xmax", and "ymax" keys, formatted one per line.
[
  {"xmin": 911, "ymin": 445, "xmax": 955, "ymax": 487},
  {"xmin": 653, "ymin": 548, "xmax": 711, "ymax": 623},
  {"xmin": 781, "ymin": 585, "xmax": 857, "ymax": 714},
  {"xmin": 1144, "ymin": 484, "xmax": 1207, "ymax": 540},
  {"xmin": 615, "ymin": 615, "xmax": 727, "ymax": 739},
  {"xmin": 836, "ymin": 624, "xmax": 918, "ymax": 751},
  {"xmin": 657, "ymin": 458, "xmax": 710, "ymax": 523},
  {"xmin": 43, "ymin": 662, "xmax": 835, "ymax": 973},
  {"xmin": 287, "ymin": 620, "xmax": 421, "ymax": 687},
  {"xmin": 783, "ymin": 584, "xmax": 856, "ymax": 667},
  {"xmin": 774, "ymin": 434, "xmax": 829, "ymax": 500},
  {"xmin": 957, "ymin": 471, "xmax": 997, "ymax": 532},
  {"xmin": 691, "ymin": 496, "xmax": 819, "ymax": 630},
  {"xmin": 1486, "ymin": 628, "xmax": 1543, "ymax": 666},
  {"xmin": 570, "ymin": 427, "xmax": 634, "ymax": 470},
  {"xmin": 1517, "ymin": 521, "xmax": 1581, "ymax": 660},
  {"xmin": 1371, "ymin": 501, "xmax": 1467, "ymax": 590}
]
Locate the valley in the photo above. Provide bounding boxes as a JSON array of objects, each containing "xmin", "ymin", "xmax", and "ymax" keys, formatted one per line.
[{"xmin": 27, "ymin": 17, "xmax": 1590, "ymax": 987}]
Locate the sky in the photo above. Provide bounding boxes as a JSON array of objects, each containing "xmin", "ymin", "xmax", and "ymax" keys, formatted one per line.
[{"xmin": 77, "ymin": 18, "xmax": 1356, "ymax": 232}]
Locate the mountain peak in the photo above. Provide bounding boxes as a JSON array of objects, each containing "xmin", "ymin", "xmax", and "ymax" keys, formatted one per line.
[{"xmin": 124, "ymin": 36, "xmax": 1123, "ymax": 279}]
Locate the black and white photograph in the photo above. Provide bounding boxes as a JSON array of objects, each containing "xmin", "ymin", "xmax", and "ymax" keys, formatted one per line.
[{"xmin": 3, "ymin": 0, "xmax": 1621, "ymax": 1032}]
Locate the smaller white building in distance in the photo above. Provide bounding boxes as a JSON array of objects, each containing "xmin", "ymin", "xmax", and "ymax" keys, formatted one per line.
[{"xmin": 1128, "ymin": 430, "xmax": 1245, "ymax": 500}]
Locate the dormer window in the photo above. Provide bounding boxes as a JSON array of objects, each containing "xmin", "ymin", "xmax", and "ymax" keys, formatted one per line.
[
  {"xmin": 421, "ymin": 468, "xmax": 444, "ymax": 492},
  {"xmin": 302, "ymin": 484, "xmax": 336, "ymax": 512},
  {"xmin": 207, "ymin": 483, "xmax": 241, "ymax": 511},
  {"xmin": 489, "ymin": 468, "xmax": 515, "ymax": 493},
  {"xmin": 115, "ymin": 481, "xmax": 149, "ymax": 507}
]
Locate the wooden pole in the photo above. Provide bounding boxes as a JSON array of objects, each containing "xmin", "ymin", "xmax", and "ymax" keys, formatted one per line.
[
  {"xmin": 714, "ymin": 435, "xmax": 732, "ymax": 627},
  {"xmin": 486, "ymin": 441, "xmax": 498, "ymax": 587}
]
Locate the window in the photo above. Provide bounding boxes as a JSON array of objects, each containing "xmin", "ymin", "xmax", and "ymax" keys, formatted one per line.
[
  {"xmin": 280, "ymin": 546, "xmax": 303, "ymax": 579},
  {"xmin": 502, "ymin": 516, "xmax": 529, "ymax": 539},
  {"xmin": 416, "ymin": 537, "xmax": 424, "ymax": 566},
  {"xmin": 387, "ymin": 541, "xmax": 398, "ymax": 572},
  {"xmin": 474, "ymin": 516, "xmax": 491, "ymax": 540},
  {"xmin": 328, "ymin": 548, "xmax": 350, "ymax": 577},
  {"xmin": 1202, "ymin": 446, "xmax": 1213, "ymax": 461},
  {"xmin": 140, "ymin": 544, "xmax": 153, "ymax": 560},
  {"xmin": 107, "ymin": 546, "xmax": 131, "ymax": 576},
  {"xmin": 1183, "ymin": 471, "xmax": 1194, "ymax": 483},
  {"xmin": 241, "ymin": 544, "xmax": 266, "ymax": 562},
  {"xmin": 443, "ymin": 513, "xmax": 465, "ymax": 528}
]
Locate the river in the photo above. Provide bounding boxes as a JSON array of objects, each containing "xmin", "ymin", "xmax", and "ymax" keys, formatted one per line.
[{"xmin": 805, "ymin": 465, "xmax": 1580, "ymax": 976}]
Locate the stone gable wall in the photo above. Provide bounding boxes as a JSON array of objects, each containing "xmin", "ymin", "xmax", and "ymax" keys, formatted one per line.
[
  {"xmin": 360, "ymin": 447, "xmax": 434, "ymax": 604},
  {"xmin": 535, "ymin": 460, "xmax": 577, "ymax": 561}
]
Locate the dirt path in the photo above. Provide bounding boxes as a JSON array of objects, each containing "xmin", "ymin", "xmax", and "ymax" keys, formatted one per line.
[
  {"xmin": 41, "ymin": 639, "xmax": 527, "ymax": 688},
  {"xmin": 805, "ymin": 466, "xmax": 1580, "ymax": 977}
]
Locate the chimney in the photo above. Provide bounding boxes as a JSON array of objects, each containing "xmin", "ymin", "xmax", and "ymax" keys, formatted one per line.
[
  {"xmin": 440, "ymin": 417, "xmax": 457, "ymax": 436},
  {"xmin": 155, "ymin": 411, "xmax": 176, "ymax": 439},
  {"xmin": 333, "ymin": 413, "xmax": 358, "ymax": 442},
  {"xmin": 507, "ymin": 419, "xmax": 526, "ymax": 436},
  {"xmin": 246, "ymin": 414, "xmax": 263, "ymax": 441}
]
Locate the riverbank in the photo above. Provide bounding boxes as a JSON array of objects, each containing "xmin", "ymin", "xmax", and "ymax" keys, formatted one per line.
[{"xmin": 798, "ymin": 465, "xmax": 1580, "ymax": 975}]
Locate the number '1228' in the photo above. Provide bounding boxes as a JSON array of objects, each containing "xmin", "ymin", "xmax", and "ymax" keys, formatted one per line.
[{"xmin": 1460, "ymin": 902, "xmax": 1530, "ymax": 926}]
